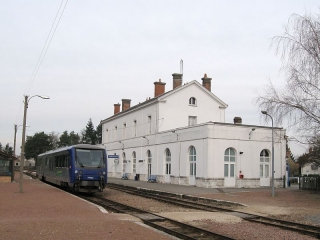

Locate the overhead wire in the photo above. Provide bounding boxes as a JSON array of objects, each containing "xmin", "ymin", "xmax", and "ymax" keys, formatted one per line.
[
  {"xmin": 14, "ymin": 0, "xmax": 68, "ymax": 125},
  {"xmin": 24, "ymin": 0, "xmax": 69, "ymax": 95}
]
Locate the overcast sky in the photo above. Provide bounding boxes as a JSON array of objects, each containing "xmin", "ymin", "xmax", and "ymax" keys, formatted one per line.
[{"xmin": 1, "ymin": 1, "xmax": 319, "ymax": 156}]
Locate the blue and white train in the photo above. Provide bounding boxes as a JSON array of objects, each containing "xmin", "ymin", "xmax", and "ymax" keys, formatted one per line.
[{"xmin": 36, "ymin": 144, "xmax": 107, "ymax": 193}]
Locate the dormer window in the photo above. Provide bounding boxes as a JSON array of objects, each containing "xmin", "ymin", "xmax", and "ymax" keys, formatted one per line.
[{"xmin": 189, "ymin": 97, "xmax": 197, "ymax": 106}]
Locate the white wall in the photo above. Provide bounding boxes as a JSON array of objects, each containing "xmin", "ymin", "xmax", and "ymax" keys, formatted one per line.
[
  {"xmin": 103, "ymin": 122, "xmax": 286, "ymax": 188},
  {"xmin": 101, "ymin": 81, "xmax": 286, "ymax": 188},
  {"xmin": 103, "ymin": 82, "xmax": 227, "ymax": 144},
  {"xmin": 301, "ymin": 163, "xmax": 320, "ymax": 175},
  {"xmin": 102, "ymin": 102, "xmax": 158, "ymax": 144},
  {"xmin": 158, "ymin": 83, "xmax": 226, "ymax": 132}
]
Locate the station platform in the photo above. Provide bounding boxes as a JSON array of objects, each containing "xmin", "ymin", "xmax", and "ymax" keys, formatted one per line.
[
  {"xmin": 108, "ymin": 177, "xmax": 279, "ymax": 196},
  {"xmin": 0, "ymin": 172, "xmax": 174, "ymax": 240}
]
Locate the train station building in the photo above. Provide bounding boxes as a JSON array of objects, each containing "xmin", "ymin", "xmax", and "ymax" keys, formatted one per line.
[{"xmin": 101, "ymin": 73, "xmax": 287, "ymax": 188}]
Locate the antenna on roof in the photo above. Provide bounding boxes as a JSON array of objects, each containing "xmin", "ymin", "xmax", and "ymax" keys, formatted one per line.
[{"xmin": 180, "ymin": 59, "xmax": 183, "ymax": 81}]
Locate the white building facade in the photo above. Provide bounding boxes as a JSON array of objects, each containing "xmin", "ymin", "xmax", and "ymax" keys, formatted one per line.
[
  {"xmin": 301, "ymin": 163, "xmax": 320, "ymax": 176},
  {"xmin": 101, "ymin": 73, "xmax": 287, "ymax": 188}
]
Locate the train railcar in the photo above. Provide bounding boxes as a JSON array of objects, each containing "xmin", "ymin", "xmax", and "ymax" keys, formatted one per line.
[{"xmin": 36, "ymin": 144, "xmax": 107, "ymax": 193}]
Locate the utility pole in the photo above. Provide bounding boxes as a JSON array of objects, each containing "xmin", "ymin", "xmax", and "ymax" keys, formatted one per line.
[
  {"xmin": 19, "ymin": 95, "xmax": 28, "ymax": 193},
  {"xmin": 19, "ymin": 94, "xmax": 49, "ymax": 193},
  {"xmin": 13, "ymin": 124, "xmax": 17, "ymax": 157}
]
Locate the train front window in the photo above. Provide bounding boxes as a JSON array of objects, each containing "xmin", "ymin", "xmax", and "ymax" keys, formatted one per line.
[{"xmin": 75, "ymin": 149, "xmax": 105, "ymax": 168}]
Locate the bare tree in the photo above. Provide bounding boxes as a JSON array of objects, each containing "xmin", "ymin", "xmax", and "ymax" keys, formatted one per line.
[{"xmin": 256, "ymin": 11, "xmax": 320, "ymax": 141}]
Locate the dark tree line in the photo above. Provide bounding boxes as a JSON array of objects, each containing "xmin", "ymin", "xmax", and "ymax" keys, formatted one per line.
[
  {"xmin": 0, "ymin": 143, "xmax": 14, "ymax": 156},
  {"xmin": 24, "ymin": 118, "xmax": 102, "ymax": 160}
]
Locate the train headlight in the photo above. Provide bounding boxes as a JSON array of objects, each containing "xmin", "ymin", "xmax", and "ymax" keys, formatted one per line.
[
  {"xmin": 103, "ymin": 171, "xmax": 106, "ymax": 175},
  {"xmin": 75, "ymin": 170, "xmax": 78, "ymax": 174}
]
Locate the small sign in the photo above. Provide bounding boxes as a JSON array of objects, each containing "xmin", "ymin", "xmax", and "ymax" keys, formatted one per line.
[
  {"xmin": 108, "ymin": 155, "xmax": 119, "ymax": 158},
  {"xmin": 138, "ymin": 160, "xmax": 144, "ymax": 163}
]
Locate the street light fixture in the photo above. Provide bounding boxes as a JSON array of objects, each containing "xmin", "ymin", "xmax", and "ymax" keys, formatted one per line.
[
  {"xmin": 261, "ymin": 110, "xmax": 275, "ymax": 197},
  {"xmin": 19, "ymin": 95, "xmax": 49, "ymax": 193}
]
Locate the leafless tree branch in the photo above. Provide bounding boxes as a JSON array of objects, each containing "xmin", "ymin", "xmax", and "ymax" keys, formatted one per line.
[{"xmin": 255, "ymin": 11, "xmax": 320, "ymax": 146}]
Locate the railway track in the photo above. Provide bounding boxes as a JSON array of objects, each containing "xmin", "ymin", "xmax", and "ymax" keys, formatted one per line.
[
  {"xmin": 26, "ymin": 172, "xmax": 320, "ymax": 239},
  {"xmin": 106, "ymin": 182, "xmax": 320, "ymax": 239},
  {"xmin": 82, "ymin": 194, "xmax": 235, "ymax": 240}
]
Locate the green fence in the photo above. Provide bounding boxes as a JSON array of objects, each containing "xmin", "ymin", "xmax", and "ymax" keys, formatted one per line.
[{"xmin": 299, "ymin": 175, "xmax": 320, "ymax": 190}]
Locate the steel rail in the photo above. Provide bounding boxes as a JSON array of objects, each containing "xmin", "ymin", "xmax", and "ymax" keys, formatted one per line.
[
  {"xmin": 107, "ymin": 183, "xmax": 320, "ymax": 238},
  {"xmin": 82, "ymin": 195, "xmax": 235, "ymax": 240}
]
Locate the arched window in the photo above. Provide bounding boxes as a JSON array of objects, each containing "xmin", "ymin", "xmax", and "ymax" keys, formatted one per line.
[
  {"xmin": 260, "ymin": 150, "xmax": 270, "ymax": 178},
  {"xmin": 165, "ymin": 148, "xmax": 171, "ymax": 175},
  {"xmin": 122, "ymin": 152, "xmax": 126, "ymax": 173},
  {"xmin": 132, "ymin": 151, "xmax": 136, "ymax": 173},
  {"xmin": 224, "ymin": 148, "xmax": 235, "ymax": 177},
  {"xmin": 189, "ymin": 97, "xmax": 197, "ymax": 105},
  {"xmin": 189, "ymin": 146, "xmax": 196, "ymax": 176},
  {"xmin": 147, "ymin": 150, "xmax": 152, "ymax": 176}
]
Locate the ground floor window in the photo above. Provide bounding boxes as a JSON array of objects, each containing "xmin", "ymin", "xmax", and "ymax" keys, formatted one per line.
[
  {"xmin": 260, "ymin": 149, "xmax": 270, "ymax": 178},
  {"xmin": 132, "ymin": 151, "xmax": 136, "ymax": 173},
  {"xmin": 147, "ymin": 150, "xmax": 152, "ymax": 176},
  {"xmin": 165, "ymin": 148, "xmax": 171, "ymax": 175},
  {"xmin": 122, "ymin": 152, "xmax": 126, "ymax": 173},
  {"xmin": 224, "ymin": 148, "xmax": 235, "ymax": 177},
  {"xmin": 189, "ymin": 146, "xmax": 196, "ymax": 176}
]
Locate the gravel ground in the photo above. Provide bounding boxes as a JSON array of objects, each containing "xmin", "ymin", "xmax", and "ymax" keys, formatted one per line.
[
  {"xmin": 100, "ymin": 186, "xmax": 320, "ymax": 239},
  {"xmin": 197, "ymin": 185, "xmax": 320, "ymax": 227},
  {"xmin": 190, "ymin": 220, "xmax": 316, "ymax": 240}
]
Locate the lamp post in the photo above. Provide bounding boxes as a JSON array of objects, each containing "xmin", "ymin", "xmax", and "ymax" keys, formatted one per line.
[
  {"xmin": 19, "ymin": 95, "xmax": 49, "ymax": 193},
  {"xmin": 261, "ymin": 110, "xmax": 274, "ymax": 197}
]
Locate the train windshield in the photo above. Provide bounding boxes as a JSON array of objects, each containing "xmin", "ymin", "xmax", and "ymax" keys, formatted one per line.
[{"xmin": 75, "ymin": 149, "xmax": 105, "ymax": 168}]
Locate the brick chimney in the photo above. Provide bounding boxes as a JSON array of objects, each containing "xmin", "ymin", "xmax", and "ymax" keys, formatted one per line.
[
  {"xmin": 233, "ymin": 117, "xmax": 242, "ymax": 124},
  {"xmin": 172, "ymin": 73, "xmax": 183, "ymax": 89},
  {"xmin": 121, "ymin": 99, "xmax": 131, "ymax": 111},
  {"xmin": 154, "ymin": 79, "xmax": 166, "ymax": 97},
  {"xmin": 114, "ymin": 103, "xmax": 120, "ymax": 115},
  {"xmin": 202, "ymin": 73, "xmax": 212, "ymax": 92}
]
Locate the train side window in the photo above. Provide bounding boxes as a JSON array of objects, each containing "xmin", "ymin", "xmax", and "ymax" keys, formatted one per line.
[
  {"xmin": 62, "ymin": 155, "xmax": 65, "ymax": 168},
  {"xmin": 58, "ymin": 156, "xmax": 61, "ymax": 168},
  {"xmin": 66, "ymin": 155, "xmax": 69, "ymax": 168}
]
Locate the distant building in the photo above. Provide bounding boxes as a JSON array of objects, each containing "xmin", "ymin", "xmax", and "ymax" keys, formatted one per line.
[
  {"xmin": 14, "ymin": 157, "xmax": 35, "ymax": 168},
  {"xmin": 301, "ymin": 163, "xmax": 320, "ymax": 176},
  {"xmin": 0, "ymin": 150, "xmax": 15, "ymax": 182},
  {"xmin": 101, "ymin": 73, "xmax": 287, "ymax": 188}
]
